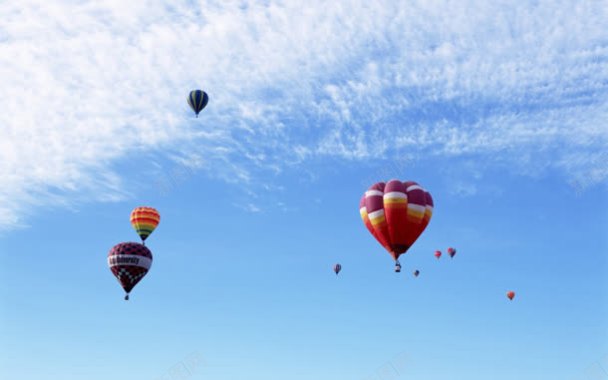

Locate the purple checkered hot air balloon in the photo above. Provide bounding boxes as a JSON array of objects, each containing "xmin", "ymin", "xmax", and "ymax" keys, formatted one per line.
[{"xmin": 108, "ymin": 242, "xmax": 153, "ymax": 300}]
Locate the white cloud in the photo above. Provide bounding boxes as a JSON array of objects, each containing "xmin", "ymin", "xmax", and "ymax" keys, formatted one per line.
[
  {"xmin": 0, "ymin": 0, "xmax": 606, "ymax": 229},
  {"xmin": 234, "ymin": 202, "xmax": 261, "ymax": 214}
]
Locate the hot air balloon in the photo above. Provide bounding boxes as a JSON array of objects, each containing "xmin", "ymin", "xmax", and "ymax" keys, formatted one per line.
[
  {"xmin": 447, "ymin": 247, "xmax": 456, "ymax": 258},
  {"xmin": 434, "ymin": 250, "xmax": 442, "ymax": 259},
  {"xmin": 360, "ymin": 180, "xmax": 434, "ymax": 272},
  {"xmin": 188, "ymin": 89, "xmax": 209, "ymax": 117},
  {"xmin": 507, "ymin": 291, "xmax": 515, "ymax": 301},
  {"xmin": 130, "ymin": 206, "xmax": 160, "ymax": 243},
  {"xmin": 334, "ymin": 263, "xmax": 342, "ymax": 275},
  {"xmin": 108, "ymin": 242, "xmax": 153, "ymax": 300},
  {"xmin": 413, "ymin": 269, "xmax": 420, "ymax": 277}
]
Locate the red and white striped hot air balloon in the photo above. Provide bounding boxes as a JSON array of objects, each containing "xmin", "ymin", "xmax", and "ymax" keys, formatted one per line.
[{"xmin": 359, "ymin": 180, "xmax": 434, "ymax": 272}]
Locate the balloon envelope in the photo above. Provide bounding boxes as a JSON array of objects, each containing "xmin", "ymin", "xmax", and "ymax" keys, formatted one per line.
[
  {"xmin": 434, "ymin": 250, "xmax": 442, "ymax": 259},
  {"xmin": 130, "ymin": 206, "xmax": 160, "ymax": 242},
  {"xmin": 333, "ymin": 263, "xmax": 342, "ymax": 275},
  {"xmin": 108, "ymin": 242, "xmax": 153, "ymax": 297},
  {"xmin": 507, "ymin": 291, "xmax": 515, "ymax": 300},
  {"xmin": 360, "ymin": 180, "xmax": 433, "ymax": 263},
  {"xmin": 188, "ymin": 90, "xmax": 209, "ymax": 117},
  {"xmin": 448, "ymin": 247, "xmax": 456, "ymax": 258},
  {"xmin": 413, "ymin": 269, "xmax": 420, "ymax": 277}
]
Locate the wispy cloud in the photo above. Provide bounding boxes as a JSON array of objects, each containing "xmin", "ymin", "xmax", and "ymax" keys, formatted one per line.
[
  {"xmin": 0, "ymin": 0, "xmax": 606, "ymax": 229},
  {"xmin": 233, "ymin": 202, "xmax": 262, "ymax": 214}
]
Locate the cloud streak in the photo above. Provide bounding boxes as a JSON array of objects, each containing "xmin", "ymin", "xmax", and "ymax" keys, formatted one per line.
[{"xmin": 0, "ymin": 0, "xmax": 606, "ymax": 229}]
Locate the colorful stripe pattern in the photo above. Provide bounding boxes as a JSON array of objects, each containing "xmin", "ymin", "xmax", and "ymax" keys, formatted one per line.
[
  {"xmin": 359, "ymin": 196, "xmax": 374, "ymax": 236},
  {"xmin": 418, "ymin": 191, "xmax": 434, "ymax": 243},
  {"xmin": 402, "ymin": 181, "xmax": 431, "ymax": 247},
  {"xmin": 188, "ymin": 90, "xmax": 209, "ymax": 117},
  {"xmin": 130, "ymin": 206, "xmax": 160, "ymax": 242},
  {"xmin": 363, "ymin": 183, "xmax": 395, "ymax": 258},
  {"xmin": 360, "ymin": 179, "xmax": 433, "ymax": 261},
  {"xmin": 107, "ymin": 242, "xmax": 153, "ymax": 295},
  {"xmin": 384, "ymin": 180, "xmax": 409, "ymax": 254}
]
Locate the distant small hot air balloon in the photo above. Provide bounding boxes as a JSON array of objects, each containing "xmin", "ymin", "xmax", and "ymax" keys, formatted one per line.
[
  {"xmin": 507, "ymin": 291, "xmax": 515, "ymax": 301},
  {"xmin": 447, "ymin": 247, "xmax": 456, "ymax": 258},
  {"xmin": 434, "ymin": 250, "xmax": 442, "ymax": 259},
  {"xmin": 108, "ymin": 242, "xmax": 153, "ymax": 300},
  {"xmin": 130, "ymin": 206, "xmax": 160, "ymax": 243},
  {"xmin": 413, "ymin": 269, "xmax": 420, "ymax": 277},
  {"xmin": 359, "ymin": 180, "xmax": 434, "ymax": 272},
  {"xmin": 188, "ymin": 89, "xmax": 209, "ymax": 117},
  {"xmin": 333, "ymin": 263, "xmax": 342, "ymax": 275}
]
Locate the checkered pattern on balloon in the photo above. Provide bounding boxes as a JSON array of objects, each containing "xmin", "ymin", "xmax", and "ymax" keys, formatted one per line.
[{"xmin": 107, "ymin": 207, "xmax": 160, "ymax": 300}]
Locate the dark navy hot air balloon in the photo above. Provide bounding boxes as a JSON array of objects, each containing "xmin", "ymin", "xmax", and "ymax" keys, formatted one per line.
[
  {"xmin": 188, "ymin": 90, "xmax": 209, "ymax": 117},
  {"xmin": 447, "ymin": 247, "xmax": 457, "ymax": 258}
]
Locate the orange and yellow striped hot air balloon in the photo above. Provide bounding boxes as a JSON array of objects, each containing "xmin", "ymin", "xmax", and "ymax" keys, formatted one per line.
[
  {"xmin": 360, "ymin": 180, "xmax": 433, "ymax": 272},
  {"xmin": 130, "ymin": 206, "xmax": 160, "ymax": 243}
]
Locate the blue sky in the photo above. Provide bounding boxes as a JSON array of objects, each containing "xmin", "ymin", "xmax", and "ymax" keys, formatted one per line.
[{"xmin": 1, "ymin": 1, "xmax": 607, "ymax": 380}]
